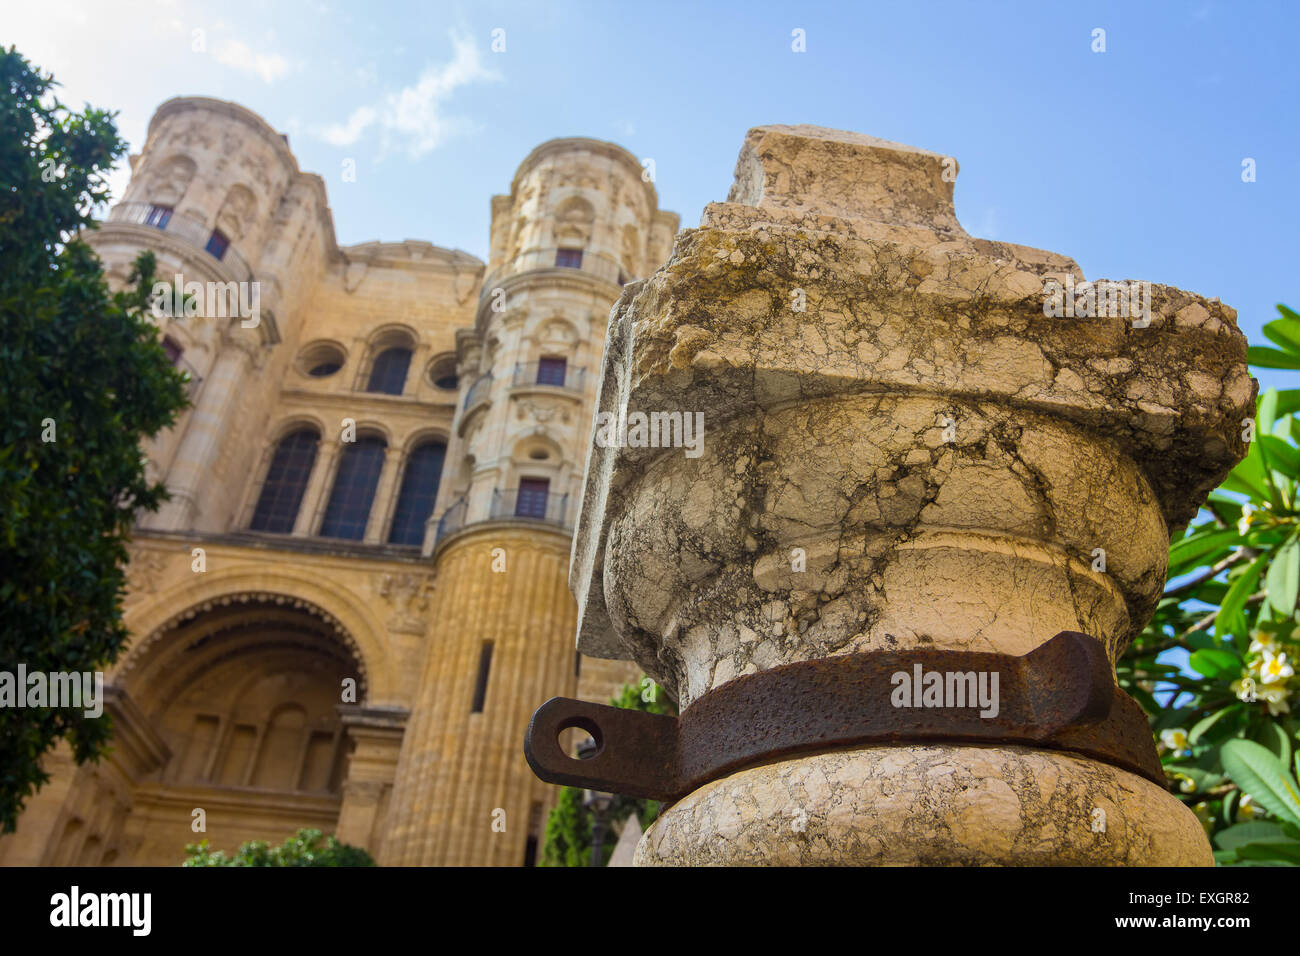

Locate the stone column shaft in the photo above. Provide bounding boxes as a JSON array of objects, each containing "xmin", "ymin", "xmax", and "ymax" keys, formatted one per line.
[{"xmin": 150, "ymin": 335, "xmax": 257, "ymax": 529}]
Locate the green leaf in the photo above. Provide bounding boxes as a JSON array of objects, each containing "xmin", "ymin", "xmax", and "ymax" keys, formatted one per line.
[
  {"xmin": 1266, "ymin": 537, "xmax": 1300, "ymax": 616},
  {"xmin": 1218, "ymin": 553, "xmax": 1267, "ymax": 637},
  {"xmin": 1214, "ymin": 821, "xmax": 1290, "ymax": 851},
  {"xmin": 1174, "ymin": 764, "xmax": 1227, "ymax": 791},
  {"xmin": 1262, "ymin": 316, "xmax": 1300, "ymax": 357},
  {"xmin": 1259, "ymin": 435, "xmax": 1300, "ymax": 477},
  {"xmin": 1188, "ymin": 648, "xmax": 1241, "ymax": 679},
  {"xmin": 1255, "ymin": 720, "xmax": 1293, "ymax": 768},
  {"xmin": 1258, "ymin": 723, "xmax": 1289, "ymax": 764},
  {"xmin": 1226, "ymin": 440, "xmax": 1273, "ymax": 503},
  {"xmin": 1234, "ymin": 841, "xmax": 1300, "ymax": 864},
  {"xmin": 1167, "ymin": 527, "xmax": 1242, "ymax": 574},
  {"xmin": 1259, "ymin": 388, "xmax": 1279, "ymax": 436},
  {"xmin": 1189, "ymin": 704, "xmax": 1241, "ymax": 744},
  {"xmin": 1220, "ymin": 739, "xmax": 1300, "ymax": 827},
  {"xmin": 1249, "ymin": 346, "xmax": 1300, "ymax": 370},
  {"xmin": 1221, "ymin": 470, "xmax": 1269, "ymax": 500},
  {"xmin": 1276, "ymin": 389, "xmax": 1300, "ymax": 418}
]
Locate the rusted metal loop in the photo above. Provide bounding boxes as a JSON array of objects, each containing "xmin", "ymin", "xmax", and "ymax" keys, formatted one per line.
[
  {"xmin": 524, "ymin": 631, "xmax": 1164, "ymax": 802},
  {"xmin": 525, "ymin": 697, "xmax": 677, "ymax": 800}
]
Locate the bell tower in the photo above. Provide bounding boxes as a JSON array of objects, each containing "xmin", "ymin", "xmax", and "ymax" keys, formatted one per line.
[{"xmin": 380, "ymin": 138, "xmax": 677, "ymax": 865}]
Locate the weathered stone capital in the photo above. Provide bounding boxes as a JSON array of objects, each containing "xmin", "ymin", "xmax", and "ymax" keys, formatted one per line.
[
  {"xmin": 726, "ymin": 124, "xmax": 965, "ymax": 236},
  {"xmin": 565, "ymin": 123, "xmax": 1250, "ymax": 865}
]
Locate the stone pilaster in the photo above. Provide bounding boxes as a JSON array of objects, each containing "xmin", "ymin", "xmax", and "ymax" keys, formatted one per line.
[
  {"xmin": 149, "ymin": 328, "xmax": 261, "ymax": 530},
  {"xmin": 334, "ymin": 706, "xmax": 408, "ymax": 855}
]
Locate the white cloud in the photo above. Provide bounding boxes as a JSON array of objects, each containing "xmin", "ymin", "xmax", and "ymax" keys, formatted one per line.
[
  {"xmin": 214, "ymin": 38, "xmax": 291, "ymax": 84},
  {"xmin": 321, "ymin": 105, "xmax": 377, "ymax": 146},
  {"xmin": 316, "ymin": 32, "xmax": 500, "ymax": 159}
]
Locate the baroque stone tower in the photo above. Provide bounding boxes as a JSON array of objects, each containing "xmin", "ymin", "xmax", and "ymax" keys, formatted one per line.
[
  {"xmin": 382, "ymin": 139, "xmax": 677, "ymax": 866},
  {"xmin": 0, "ymin": 98, "xmax": 677, "ymax": 867}
]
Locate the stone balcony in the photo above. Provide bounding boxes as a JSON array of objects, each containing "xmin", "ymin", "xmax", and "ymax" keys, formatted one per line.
[{"xmin": 106, "ymin": 201, "xmax": 254, "ymax": 283}]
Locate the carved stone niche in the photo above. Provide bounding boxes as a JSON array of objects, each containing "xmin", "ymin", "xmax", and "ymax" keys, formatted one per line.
[
  {"xmin": 147, "ymin": 155, "xmax": 198, "ymax": 207},
  {"xmin": 534, "ymin": 316, "xmax": 577, "ymax": 355},
  {"xmin": 217, "ymin": 185, "xmax": 258, "ymax": 241},
  {"xmin": 620, "ymin": 224, "xmax": 641, "ymax": 277},
  {"xmin": 553, "ymin": 196, "xmax": 595, "ymax": 247}
]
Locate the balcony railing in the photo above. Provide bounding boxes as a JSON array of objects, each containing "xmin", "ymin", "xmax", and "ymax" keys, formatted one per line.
[
  {"xmin": 435, "ymin": 496, "xmax": 468, "ymax": 543},
  {"xmin": 482, "ymin": 247, "xmax": 629, "ymax": 291},
  {"xmin": 433, "ymin": 488, "xmax": 571, "ymax": 546},
  {"xmin": 106, "ymin": 201, "xmax": 253, "ymax": 283},
  {"xmin": 462, "ymin": 372, "xmax": 494, "ymax": 413},
  {"xmin": 490, "ymin": 488, "xmax": 570, "ymax": 529},
  {"xmin": 510, "ymin": 361, "xmax": 586, "ymax": 393}
]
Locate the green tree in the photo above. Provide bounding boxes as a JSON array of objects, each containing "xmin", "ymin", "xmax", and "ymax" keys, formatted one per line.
[
  {"xmin": 540, "ymin": 676, "xmax": 676, "ymax": 866},
  {"xmin": 0, "ymin": 47, "xmax": 189, "ymax": 832},
  {"xmin": 183, "ymin": 828, "xmax": 376, "ymax": 867},
  {"xmin": 1122, "ymin": 304, "xmax": 1300, "ymax": 865}
]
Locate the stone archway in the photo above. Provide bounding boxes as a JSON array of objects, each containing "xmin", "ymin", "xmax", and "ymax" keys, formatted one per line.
[
  {"xmin": 1, "ymin": 589, "xmax": 393, "ymax": 868},
  {"xmin": 113, "ymin": 594, "xmax": 369, "ymax": 865}
]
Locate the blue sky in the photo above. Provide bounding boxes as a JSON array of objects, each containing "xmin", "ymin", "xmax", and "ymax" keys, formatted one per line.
[{"xmin": 4, "ymin": 0, "xmax": 1296, "ymax": 388}]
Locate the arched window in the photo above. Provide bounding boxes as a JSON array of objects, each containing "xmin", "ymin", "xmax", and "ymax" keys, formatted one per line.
[
  {"xmin": 250, "ymin": 429, "xmax": 320, "ymax": 533},
  {"xmin": 319, "ymin": 436, "xmax": 387, "ymax": 540},
  {"xmin": 388, "ymin": 441, "xmax": 447, "ymax": 546},
  {"xmin": 367, "ymin": 347, "xmax": 412, "ymax": 395}
]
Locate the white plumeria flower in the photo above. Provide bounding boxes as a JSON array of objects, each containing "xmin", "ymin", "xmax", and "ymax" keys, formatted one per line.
[
  {"xmin": 1249, "ymin": 633, "xmax": 1279, "ymax": 656},
  {"xmin": 1237, "ymin": 505, "xmax": 1255, "ymax": 535},
  {"xmin": 1238, "ymin": 794, "xmax": 1258, "ymax": 820},
  {"xmin": 1260, "ymin": 650, "xmax": 1294, "ymax": 685},
  {"xmin": 1233, "ymin": 676, "xmax": 1259, "ymax": 702},
  {"xmin": 1160, "ymin": 728, "xmax": 1189, "ymax": 752},
  {"xmin": 1259, "ymin": 684, "xmax": 1291, "ymax": 716}
]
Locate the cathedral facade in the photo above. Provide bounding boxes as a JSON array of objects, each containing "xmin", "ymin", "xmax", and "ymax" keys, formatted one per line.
[{"xmin": 0, "ymin": 96, "xmax": 678, "ymax": 866}]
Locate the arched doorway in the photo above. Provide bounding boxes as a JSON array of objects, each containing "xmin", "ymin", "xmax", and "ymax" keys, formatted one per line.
[{"xmin": 114, "ymin": 594, "xmax": 369, "ymax": 865}]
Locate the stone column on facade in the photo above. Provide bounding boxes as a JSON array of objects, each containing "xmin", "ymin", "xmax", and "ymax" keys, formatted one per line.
[
  {"xmin": 149, "ymin": 325, "xmax": 262, "ymax": 530},
  {"xmin": 293, "ymin": 440, "xmax": 340, "ymax": 536},
  {"xmin": 568, "ymin": 126, "xmax": 1255, "ymax": 866},
  {"xmin": 334, "ymin": 706, "xmax": 408, "ymax": 855},
  {"xmin": 364, "ymin": 446, "xmax": 405, "ymax": 544}
]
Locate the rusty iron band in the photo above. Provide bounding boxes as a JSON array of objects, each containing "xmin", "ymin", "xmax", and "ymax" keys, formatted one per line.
[{"xmin": 524, "ymin": 631, "xmax": 1165, "ymax": 802}]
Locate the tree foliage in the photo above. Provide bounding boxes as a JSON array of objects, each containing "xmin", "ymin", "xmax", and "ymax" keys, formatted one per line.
[
  {"xmin": 0, "ymin": 47, "xmax": 189, "ymax": 832},
  {"xmin": 1122, "ymin": 304, "xmax": 1300, "ymax": 865},
  {"xmin": 540, "ymin": 676, "xmax": 676, "ymax": 866},
  {"xmin": 183, "ymin": 828, "xmax": 376, "ymax": 867}
]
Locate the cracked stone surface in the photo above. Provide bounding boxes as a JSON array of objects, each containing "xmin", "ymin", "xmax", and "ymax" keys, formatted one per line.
[
  {"xmin": 634, "ymin": 744, "xmax": 1213, "ymax": 867},
  {"xmin": 569, "ymin": 124, "xmax": 1252, "ymax": 865}
]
